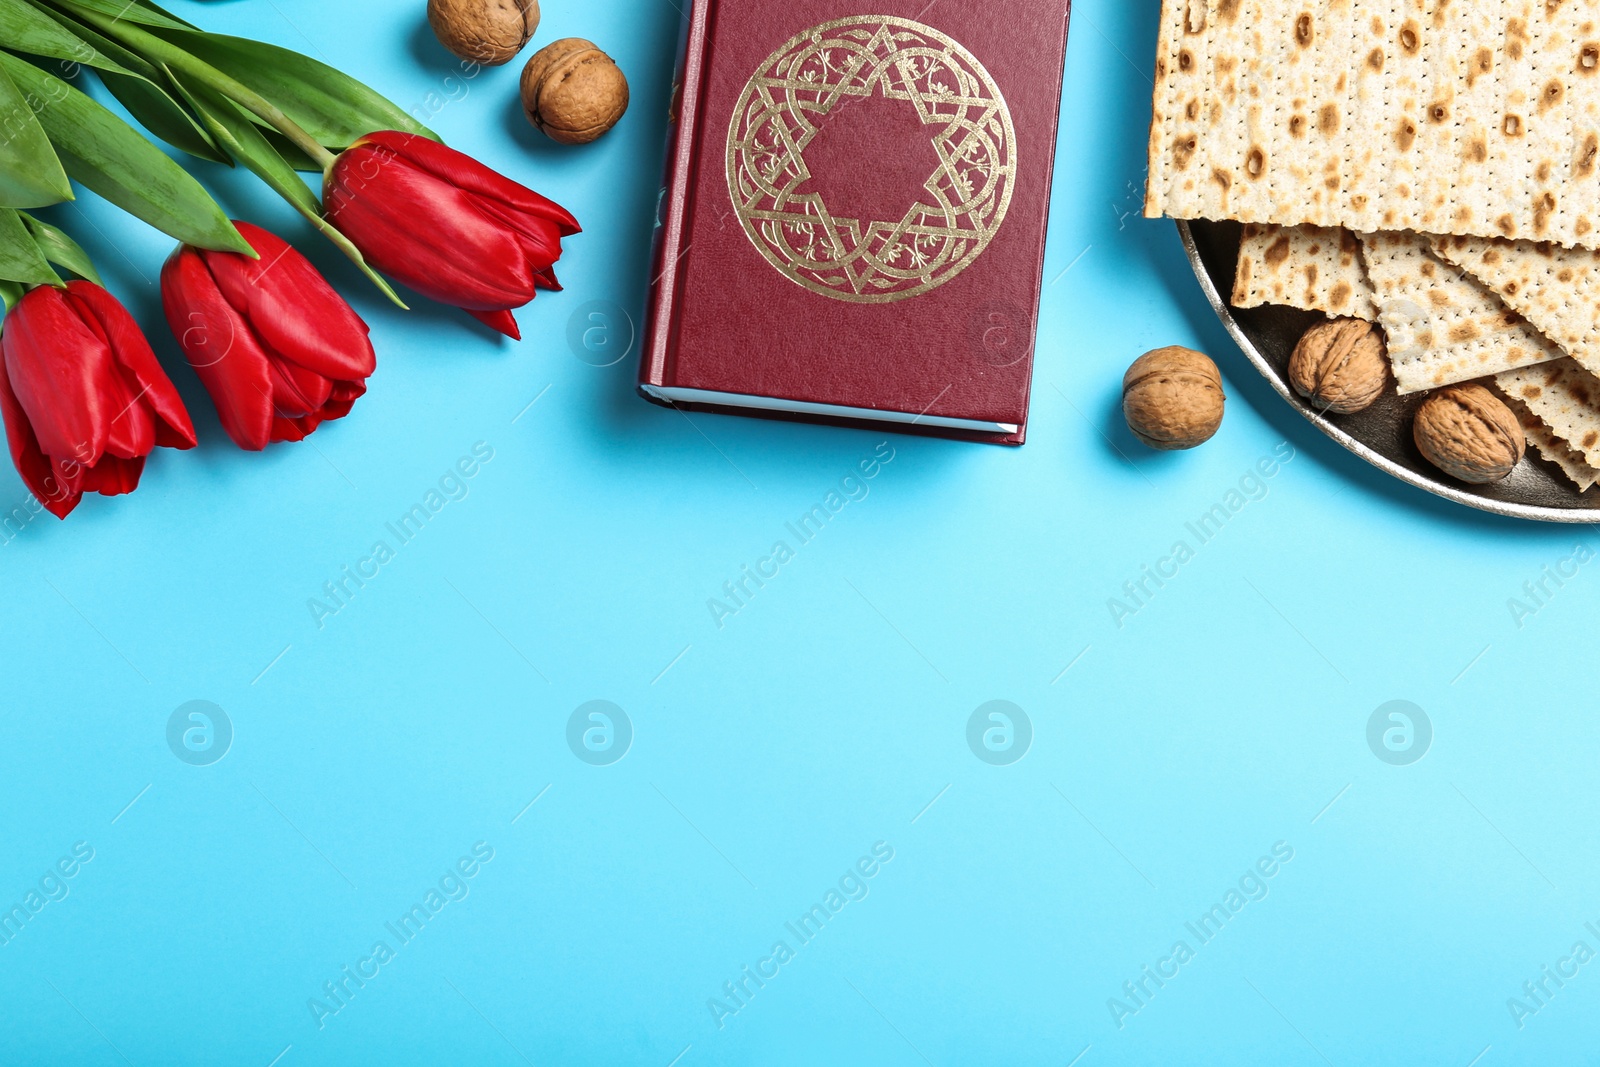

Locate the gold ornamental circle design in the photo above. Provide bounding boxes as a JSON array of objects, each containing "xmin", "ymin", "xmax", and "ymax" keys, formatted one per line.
[{"xmin": 725, "ymin": 16, "xmax": 1018, "ymax": 304}]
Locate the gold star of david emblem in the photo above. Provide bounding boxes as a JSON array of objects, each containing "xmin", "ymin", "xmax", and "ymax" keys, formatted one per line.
[{"xmin": 726, "ymin": 16, "xmax": 1018, "ymax": 304}]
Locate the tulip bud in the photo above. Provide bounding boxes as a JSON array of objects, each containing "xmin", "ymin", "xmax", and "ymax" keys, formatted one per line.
[
  {"xmin": 324, "ymin": 131, "xmax": 580, "ymax": 340},
  {"xmin": 162, "ymin": 222, "xmax": 377, "ymax": 451},
  {"xmin": 0, "ymin": 281, "xmax": 196, "ymax": 519}
]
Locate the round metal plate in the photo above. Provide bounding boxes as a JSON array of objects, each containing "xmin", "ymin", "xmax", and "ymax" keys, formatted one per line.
[{"xmin": 1180, "ymin": 218, "xmax": 1600, "ymax": 524}]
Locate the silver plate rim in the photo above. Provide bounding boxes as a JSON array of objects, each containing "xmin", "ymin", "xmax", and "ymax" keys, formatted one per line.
[{"xmin": 1176, "ymin": 219, "xmax": 1599, "ymax": 525}]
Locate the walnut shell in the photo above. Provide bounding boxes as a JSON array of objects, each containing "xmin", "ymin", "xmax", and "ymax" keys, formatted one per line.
[
  {"xmin": 521, "ymin": 38, "xmax": 629, "ymax": 145},
  {"xmin": 1288, "ymin": 317, "xmax": 1390, "ymax": 415},
  {"xmin": 427, "ymin": 0, "xmax": 540, "ymax": 66},
  {"xmin": 1123, "ymin": 346, "xmax": 1226, "ymax": 450},
  {"xmin": 1413, "ymin": 384, "xmax": 1526, "ymax": 484}
]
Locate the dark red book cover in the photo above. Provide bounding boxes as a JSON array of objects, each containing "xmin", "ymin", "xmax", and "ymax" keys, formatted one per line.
[{"xmin": 640, "ymin": 0, "xmax": 1074, "ymax": 445}]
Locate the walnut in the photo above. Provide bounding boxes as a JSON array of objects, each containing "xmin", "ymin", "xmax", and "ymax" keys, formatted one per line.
[
  {"xmin": 521, "ymin": 39, "xmax": 629, "ymax": 145},
  {"xmin": 1288, "ymin": 317, "xmax": 1390, "ymax": 414},
  {"xmin": 1413, "ymin": 384, "xmax": 1526, "ymax": 483},
  {"xmin": 427, "ymin": 0, "xmax": 540, "ymax": 66},
  {"xmin": 1123, "ymin": 346, "xmax": 1226, "ymax": 450}
]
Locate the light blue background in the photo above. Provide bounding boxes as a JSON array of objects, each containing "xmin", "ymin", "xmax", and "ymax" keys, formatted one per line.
[{"xmin": 2, "ymin": 1, "xmax": 1596, "ymax": 1063}]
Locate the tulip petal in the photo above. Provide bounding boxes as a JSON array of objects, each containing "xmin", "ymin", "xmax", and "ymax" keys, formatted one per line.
[
  {"xmin": 328, "ymin": 380, "xmax": 366, "ymax": 405},
  {"xmin": 0, "ymin": 354, "xmax": 79, "ymax": 518},
  {"xmin": 270, "ymin": 413, "xmax": 321, "ymax": 443},
  {"xmin": 60, "ymin": 291, "xmax": 155, "ymax": 461},
  {"xmin": 471, "ymin": 199, "xmax": 567, "ymax": 297},
  {"xmin": 207, "ymin": 223, "xmax": 377, "ymax": 383},
  {"xmin": 465, "ymin": 308, "xmax": 521, "ymax": 339},
  {"xmin": 267, "ymin": 354, "xmax": 334, "ymax": 419},
  {"xmin": 161, "ymin": 249, "xmax": 276, "ymax": 451},
  {"xmin": 357, "ymin": 132, "xmax": 581, "ymax": 236},
  {"xmin": 79, "ymin": 454, "xmax": 146, "ymax": 498},
  {"xmin": 64, "ymin": 281, "xmax": 196, "ymax": 451},
  {"xmin": 50, "ymin": 457, "xmax": 87, "ymax": 512},
  {"xmin": 320, "ymin": 397, "xmax": 358, "ymax": 422},
  {"xmin": 1, "ymin": 285, "xmax": 113, "ymax": 467},
  {"xmin": 327, "ymin": 150, "xmax": 536, "ymax": 311},
  {"xmin": 472, "ymin": 197, "xmax": 566, "ymax": 270},
  {"xmin": 468, "ymin": 195, "xmax": 571, "ymax": 282},
  {"xmin": 101, "ymin": 388, "xmax": 156, "ymax": 460}
]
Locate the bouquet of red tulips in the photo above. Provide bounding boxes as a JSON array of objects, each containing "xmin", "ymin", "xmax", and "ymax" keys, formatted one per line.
[{"xmin": 0, "ymin": 0, "xmax": 580, "ymax": 517}]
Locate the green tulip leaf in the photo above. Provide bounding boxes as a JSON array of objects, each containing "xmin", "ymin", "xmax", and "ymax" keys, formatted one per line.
[
  {"xmin": 0, "ymin": 62, "xmax": 73, "ymax": 208},
  {"xmin": 0, "ymin": 208, "xmax": 62, "ymax": 286},
  {"xmin": 28, "ymin": 3, "xmax": 162, "ymax": 78},
  {"xmin": 153, "ymin": 30, "xmax": 436, "ymax": 148},
  {"xmin": 169, "ymin": 71, "xmax": 317, "ymax": 217},
  {"xmin": 0, "ymin": 53, "xmax": 250, "ymax": 254},
  {"xmin": 171, "ymin": 70, "xmax": 405, "ymax": 307},
  {"xmin": 0, "ymin": 279, "xmax": 24, "ymax": 314},
  {"xmin": 255, "ymin": 126, "xmax": 323, "ymax": 174},
  {"xmin": 99, "ymin": 72, "xmax": 232, "ymax": 165},
  {"xmin": 29, "ymin": 5, "xmax": 229, "ymax": 164},
  {"xmin": 127, "ymin": 0, "xmax": 196, "ymax": 29},
  {"xmin": 20, "ymin": 212, "xmax": 102, "ymax": 285},
  {"xmin": 0, "ymin": 0, "xmax": 136, "ymax": 76},
  {"xmin": 46, "ymin": 0, "xmax": 190, "ymax": 31}
]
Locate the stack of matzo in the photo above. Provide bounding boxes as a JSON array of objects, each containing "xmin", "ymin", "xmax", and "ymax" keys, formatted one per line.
[{"xmin": 1147, "ymin": 0, "xmax": 1600, "ymax": 489}]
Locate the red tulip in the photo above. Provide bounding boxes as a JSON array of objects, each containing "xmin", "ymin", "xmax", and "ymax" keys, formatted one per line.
[
  {"xmin": 162, "ymin": 221, "xmax": 376, "ymax": 451},
  {"xmin": 323, "ymin": 131, "xmax": 580, "ymax": 340},
  {"xmin": 0, "ymin": 281, "xmax": 196, "ymax": 519}
]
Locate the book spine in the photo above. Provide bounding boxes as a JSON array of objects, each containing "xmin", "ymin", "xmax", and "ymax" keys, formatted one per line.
[
  {"xmin": 1007, "ymin": 0, "xmax": 1075, "ymax": 448},
  {"xmin": 639, "ymin": 0, "xmax": 714, "ymax": 390}
]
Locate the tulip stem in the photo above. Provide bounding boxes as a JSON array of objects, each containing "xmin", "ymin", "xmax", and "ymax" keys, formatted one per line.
[{"xmin": 63, "ymin": 7, "xmax": 338, "ymax": 170}]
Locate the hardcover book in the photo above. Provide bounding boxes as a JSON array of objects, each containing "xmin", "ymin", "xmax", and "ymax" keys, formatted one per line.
[{"xmin": 640, "ymin": 0, "xmax": 1074, "ymax": 445}]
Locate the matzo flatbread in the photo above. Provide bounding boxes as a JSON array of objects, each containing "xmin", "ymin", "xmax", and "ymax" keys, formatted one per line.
[
  {"xmin": 1496, "ymin": 358, "xmax": 1600, "ymax": 467},
  {"xmin": 1359, "ymin": 231, "xmax": 1565, "ymax": 393},
  {"xmin": 1504, "ymin": 395, "xmax": 1600, "ymax": 489},
  {"xmin": 1431, "ymin": 234, "xmax": 1600, "ymax": 376},
  {"xmin": 1232, "ymin": 224, "xmax": 1380, "ymax": 319},
  {"xmin": 1145, "ymin": 0, "xmax": 1600, "ymax": 248}
]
